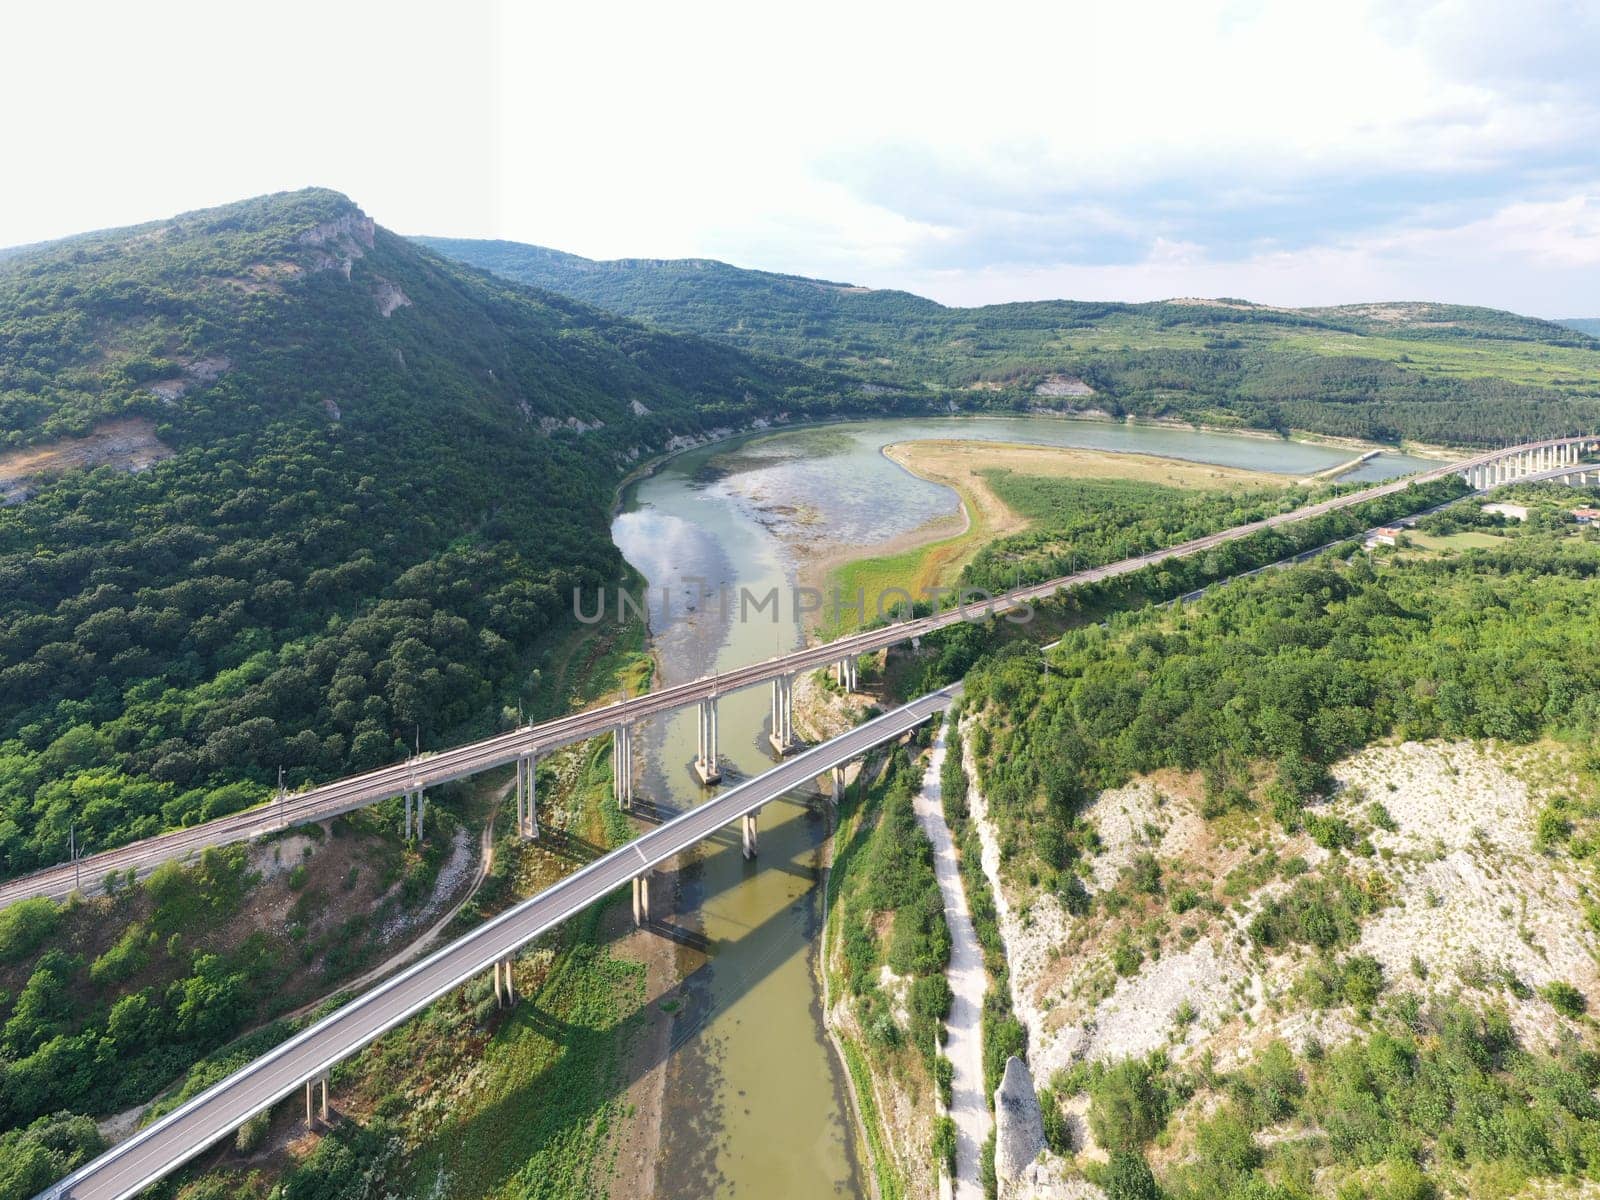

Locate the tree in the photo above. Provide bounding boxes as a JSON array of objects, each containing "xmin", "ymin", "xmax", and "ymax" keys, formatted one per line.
[
  {"xmin": 1103, "ymin": 1149, "xmax": 1161, "ymax": 1200},
  {"xmin": 169, "ymin": 954, "xmax": 247, "ymax": 1044},
  {"xmin": 1089, "ymin": 1058, "xmax": 1170, "ymax": 1152}
]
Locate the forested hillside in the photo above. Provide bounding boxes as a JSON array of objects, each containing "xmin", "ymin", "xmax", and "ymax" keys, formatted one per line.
[
  {"xmin": 422, "ymin": 237, "xmax": 1600, "ymax": 448},
  {"xmin": 0, "ymin": 189, "xmax": 852, "ymax": 877},
  {"xmin": 953, "ymin": 504, "xmax": 1600, "ymax": 1199}
]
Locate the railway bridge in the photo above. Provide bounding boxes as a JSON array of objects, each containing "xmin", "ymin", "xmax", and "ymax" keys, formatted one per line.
[
  {"xmin": 3, "ymin": 434, "xmax": 1597, "ymax": 910},
  {"xmin": 24, "ymin": 432, "xmax": 1600, "ymax": 1199},
  {"xmin": 38, "ymin": 687, "xmax": 959, "ymax": 1200}
]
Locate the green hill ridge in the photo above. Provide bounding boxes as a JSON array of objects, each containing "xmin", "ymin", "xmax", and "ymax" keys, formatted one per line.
[
  {"xmin": 420, "ymin": 236, "xmax": 1600, "ymax": 447},
  {"xmin": 0, "ymin": 189, "xmax": 851, "ymax": 875}
]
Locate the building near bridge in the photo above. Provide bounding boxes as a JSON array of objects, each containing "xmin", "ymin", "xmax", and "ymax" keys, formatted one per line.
[{"xmin": 1572, "ymin": 506, "xmax": 1600, "ymax": 524}]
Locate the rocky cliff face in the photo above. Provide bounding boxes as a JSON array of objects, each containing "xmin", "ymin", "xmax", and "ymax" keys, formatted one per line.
[{"xmin": 994, "ymin": 1055, "xmax": 1046, "ymax": 1183}]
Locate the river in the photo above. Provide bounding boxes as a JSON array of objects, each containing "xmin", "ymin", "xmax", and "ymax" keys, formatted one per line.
[{"xmin": 609, "ymin": 417, "xmax": 1432, "ymax": 1198}]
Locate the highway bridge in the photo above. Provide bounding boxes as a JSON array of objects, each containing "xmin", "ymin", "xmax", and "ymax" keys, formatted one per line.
[
  {"xmin": 3, "ymin": 433, "xmax": 1597, "ymax": 910},
  {"xmin": 25, "ymin": 432, "xmax": 1600, "ymax": 1200},
  {"xmin": 38, "ymin": 685, "xmax": 958, "ymax": 1200}
]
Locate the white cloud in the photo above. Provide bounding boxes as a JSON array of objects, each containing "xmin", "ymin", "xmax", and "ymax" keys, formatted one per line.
[
  {"xmin": 891, "ymin": 190, "xmax": 1600, "ymax": 313},
  {"xmin": 2, "ymin": 0, "xmax": 1598, "ymax": 314}
]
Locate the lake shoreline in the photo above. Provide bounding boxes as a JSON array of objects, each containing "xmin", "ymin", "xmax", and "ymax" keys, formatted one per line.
[{"xmin": 800, "ymin": 438, "xmax": 1296, "ymax": 635}]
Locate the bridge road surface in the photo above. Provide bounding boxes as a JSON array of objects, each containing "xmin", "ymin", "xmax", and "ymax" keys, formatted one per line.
[
  {"xmin": 39, "ymin": 685, "xmax": 960, "ymax": 1200},
  {"xmin": 3, "ymin": 434, "xmax": 1591, "ymax": 908}
]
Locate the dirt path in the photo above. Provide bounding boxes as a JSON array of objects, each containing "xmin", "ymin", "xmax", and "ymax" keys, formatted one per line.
[{"xmin": 912, "ymin": 712, "xmax": 989, "ymax": 1200}]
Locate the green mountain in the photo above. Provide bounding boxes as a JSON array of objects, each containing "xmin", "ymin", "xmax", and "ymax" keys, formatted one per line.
[
  {"xmin": 1559, "ymin": 317, "xmax": 1600, "ymax": 337},
  {"xmin": 0, "ymin": 189, "xmax": 855, "ymax": 877},
  {"xmin": 420, "ymin": 237, "xmax": 1600, "ymax": 447}
]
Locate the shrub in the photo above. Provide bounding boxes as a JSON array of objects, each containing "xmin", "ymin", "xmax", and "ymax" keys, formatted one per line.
[
  {"xmin": 89, "ymin": 924, "xmax": 150, "ymax": 988},
  {"xmin": 1130, "ymin": 853, "xmax": 1162, "ymax": 895},
  {"xmin": 1231, "ymin": 1040, "xmax": 1302, "ymax": 1128},
  {"xmin": 1112, "ymin": 937, "xmax": 1144, "ymax": 977},
  {"xmin": 1193, "ymin": 1104, "xmax": 1261, "ymax": 1174},
  {"xmin": 1249, "ymin": 871, "xmax": 1380, "ymax": 950},
  {"xmin": 1039, "ymin": 1086, "xmax": 1072, "ymax": 1153},
  {"xmin": 1536, "ymin": 805, "xmax": 1573, "ymax": 849},
  {"xmin": 1089, "ymin": 1056, "xmax": 1170, "ymax": 1152},
  {"xmin": 1102, "ymin": 1149, "xmax": 1161, "ymax": 1200},
  {"xmin": 1305, "ymin": 813, "xmax": 1359, "ymax": 852},
  {"xmin": 0, "ymin": 899, "xmax": 58, "ymax": 964},
  {"xmin": 1341, "ymin": 954, "xmax": 1385, "ymax": 1013},
  {"xmin": 1543, "ymin": 980, "xmax": 1587, "ymax": 1018},
  {"xmin": 983, "ymin": 1002, "xmax": 1027, "ymax": 1097},
  {"xmin": 866, "ymin": 1011, "xmax": 900, "ymax": 1049},
  {"xmin": 235, "ymin": 1110, "xmax": 270, "ymax": 1154},
  {"xmin": 911, "ymin": 974, "xmax": 953, "ymax": 1023},
  {"xmin": 932, "ymin": 1115, "xmax": 957, "ymax": 1176}
]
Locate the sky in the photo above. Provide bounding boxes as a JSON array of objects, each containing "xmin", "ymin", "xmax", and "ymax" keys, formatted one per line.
[{"xmin": 4, "ymin": 0, "xmax": 1600, "ymax": 315}]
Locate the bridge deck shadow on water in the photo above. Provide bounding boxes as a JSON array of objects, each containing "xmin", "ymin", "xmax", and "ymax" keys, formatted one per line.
[{"xmin": 415, "ymin": 787, "xmax": 838, "ymax": 1197}]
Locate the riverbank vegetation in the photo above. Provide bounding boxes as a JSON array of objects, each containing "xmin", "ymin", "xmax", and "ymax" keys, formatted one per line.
[{"xmin": 881, "ymin": 474, "xmax": 1470, "ymax": 705}]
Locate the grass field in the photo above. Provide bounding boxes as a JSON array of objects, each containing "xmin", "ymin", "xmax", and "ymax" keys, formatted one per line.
[
  {"xmin": 822, "ymin": 440, "xmax": 1286, "ymax": 635},
  {"xmin": 1405, "ymin": 530, "xmax": 1512, "ymax": 551}
]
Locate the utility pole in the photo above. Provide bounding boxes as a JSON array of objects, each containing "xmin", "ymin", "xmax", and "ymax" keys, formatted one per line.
[
  {"xmin": 277, "ymin": 765, "xmax": 286, "ymax": 830},
  {"xmin": 70, "ymin": 823, "xmax": 81, "ymax": 893}
]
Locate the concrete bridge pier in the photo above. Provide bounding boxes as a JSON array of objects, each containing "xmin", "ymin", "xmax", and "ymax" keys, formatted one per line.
[
  {"xmin": 831, "ymin": 764, "xmax": 847, "ymax": 805},
  {"xmin": 403, "ymin": 788, "xmax": 425, "ymax": 841},
  {"xmin": 515, "ymin": 753, "xmax": 539, "ymax": 839},
  {"xmin": 694, "ymin": 698, "xmax": 722, "ymax": 784},
  {"xmin": 304, "ymin": 1074, "xmax": 329, "ymax": 1129},
  {"xmin": 493, "ymin": 958, "xmax": 516, "ymax": 1007},
  {"xmin": 768, "ymin": 675, "xmax": 796, "ymax": 755},
  {"xmin": 742, "ymin": 809, "xmax": 759, "ymax": 859},
  {"xmin": 612, "ymin": 725, "xmax": 634, "ymax": 809},
  {"xmin": 632, "ymin": 873, "xmax": 651, "ymax": 926},
  {"xmin": 834, "ymin": 656, "xmax": 859, "ymax": 691}
]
